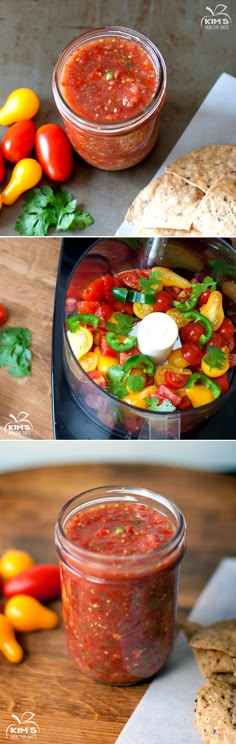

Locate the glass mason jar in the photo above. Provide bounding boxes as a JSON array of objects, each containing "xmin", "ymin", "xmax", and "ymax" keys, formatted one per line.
[
  {"xmin": 52, "ymin": 26, "xmax": 167, "ymax": 170},
  {"xmin": 55, "ymin": 486, "xmax": 186, "ymax": 685}
]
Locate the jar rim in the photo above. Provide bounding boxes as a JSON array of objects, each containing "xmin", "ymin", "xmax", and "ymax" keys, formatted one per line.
[
  {"xmin": 52, "ymin": 25, "xmax": 167, "ymax": 133},
  {"xmin": 55, "ymin": 485, "xmax": 186, "ymax": 574}
]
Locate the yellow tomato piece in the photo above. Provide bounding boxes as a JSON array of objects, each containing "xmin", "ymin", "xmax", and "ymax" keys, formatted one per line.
[
  {"xmin": 185, "ymin": 385, "xmax": 215, "ymax": 408},
  {"xmin": 123, "ymin": 384, "xmax": 158, "ymax": 409},
  {"xmin": 151, "ymin": 267, "xmax": 191, "ymax": 289},
  {"xmin": 67, "ymin": 326, "xmax": 93, "ymax": 360},
  {"xmin": 168, "ymin": 349, "xmax": 190, "ymax": 368},
  {"xmin": 0, "ymin": 549, "xmax": 34, "ymax": 581},
  {"xmin": 0, "ymin": 88, "xmax": 40, "ymax": 125},
  {"xmin": 79, "ymin": 351, "xmax": 98, "ymax": 372},
  {"xmin": 1, "ymin": 159, "xmax": 42, "ymax": 205},
  {"xmin": 154, "ymin": 364, "xmax": 191, "ymax": 386},
  {"xmin": 97, "ymin": 355, "xmax": 117, "ymax": 376},
  {"xmin": 166, "ymin": 308, "xmax": 190, "ymax": 328},
  {"xmin": 201, "ymin": 347, "xmax": 229, "ymax": 377},
  {"xmin": 133, "ymin": 302, "xmax": 154, "ymax": 319},
  {"xmin": 200, "ymin": 290, "xmax": 224, "ymax": 331}
]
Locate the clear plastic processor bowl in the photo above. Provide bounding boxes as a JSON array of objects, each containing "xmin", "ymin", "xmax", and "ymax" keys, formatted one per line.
[{"xmin": 63, "ymin": 237, "xmax": 236, "ymax": 439}]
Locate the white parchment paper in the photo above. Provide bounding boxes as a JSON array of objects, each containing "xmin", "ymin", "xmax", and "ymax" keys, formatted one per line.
[
  {"xmin": 116, "ymin": 72, "xmax": 236, "ymax": 237},
  {"xmin": 115, "ymin": 558, "xmax": 236, "ymax": 744}
]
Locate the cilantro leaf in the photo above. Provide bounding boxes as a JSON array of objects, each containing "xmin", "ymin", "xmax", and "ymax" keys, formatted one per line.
[
  {"xmin": 145, "ymin": 396, "xmax": 176, "ymax": 412},
  {"xmin": 0, "ymin": 327, "xmax": 32, "ymax": 377},
  {"xmin": 15, "ymin": 187, "xmax": 94, "ymax": 236},
  {"xmin": 204, "ymin": 344, "xmax": 227, "ymax": 371},
  {"xmin": 139, "ymin": 269, "xmax": 161, "ymax": 293},
  {"xmin": 106, "ymin": 365, "xmax": 125, "ymax": 382},
  {"xmin": 106, "ymin": 313, "xmax": 136, "ymax": 336},
  {"xmin": 107, "ymin": 380, "xmax": 128, "ymax": 399},
  {"xmin": 202, "ymin": 275, "xmax": 217, "ymax": 291},
  {"xmin": 208, "ymin": 259, "xmax": 236, "ymax": 283},
  {"xmin": 125, "ymin": 373, "xmax": 145, "ymax": 393}
]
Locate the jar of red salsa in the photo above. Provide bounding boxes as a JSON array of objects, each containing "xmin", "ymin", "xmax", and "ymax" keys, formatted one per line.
[
  {"xmin": 52, "ymin": 26, "xmax": 167, "ymax": 170},
  {"xmin": 55, "ymin": 486, "xmax": 186, "ymax": 684}
]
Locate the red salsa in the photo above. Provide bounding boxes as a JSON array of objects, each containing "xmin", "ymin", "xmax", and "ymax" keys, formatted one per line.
[
  {"xmin": 61, "ymin": 37, "xmax": 158, "ymax": 123},
  {"xmin": 59, "ymin": 500, "xmax": 183, "ymax": 684}
]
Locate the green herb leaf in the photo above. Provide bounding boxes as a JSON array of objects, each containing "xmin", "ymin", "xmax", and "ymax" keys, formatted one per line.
[
  {"xmin": 106, "ymin": 365, "xmax": 125, "ymax": 382},
  {"xmin": 202, "ymin": 275, "xmax": 217, "ymax": 291},
  {"xmin": 107, "ymin": 380, "xmax": 128, "ymax": 400},
  {"xmin": 15, "ymin": 187, "xmax": 94, "ymax": 236},
  {"xmin": 126, "ymin": 373, "xmax": 145, "ymax": 393},
  {"xmin": 145, "ymin": 397, "xmax": 176, "ymax": 412},
  {"xmin": 115, "ymin": 527, "xmax": 124, "ymax": 534},
  {"xmin": 0, "ymin": 327, "xmax": 32, "ymax": 377},
  {"xmin": 140, "ymin": 269, "xmax": 161, "ymax": 293},
  {"xmin": 106, "ymin": 70, "xmax": 114, "ymax": 80},
  {"xmin": 106, "ymin": 313, "xmax": 136, "ymax": 336},
  {"xmin": 204, "ymin": 344, "xmax": 227, "ymax": 371},
  {"xmin": 208, "ymin": 259, "xmax": 236, "ymax": 283}
]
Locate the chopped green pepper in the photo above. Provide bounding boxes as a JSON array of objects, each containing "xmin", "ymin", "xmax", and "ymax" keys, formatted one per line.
[
  {"xmin": 112, "ymin": 287, "xmax": 156, "ymax": 305},
  {"xmin": 181, "ymin": 310, "xmax": 213, "ymax": 345},
  {"xmin": 185, "ymin": 372, "xmax": 221, "ymax": 399},
  {"xmin": 67, "ymin": 313, "xmax": 100, "ymax": 332},
  {"xmin": 106, "ymin": 332, "xmax": 137, "ymax": 352},
  {"xmin": 123, "ymin": 354, "xmax": 155, "ymax": 376}
]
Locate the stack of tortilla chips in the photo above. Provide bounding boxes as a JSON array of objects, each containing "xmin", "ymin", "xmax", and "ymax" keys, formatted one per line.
[
  {"xmin": 126, "ymin": 145, "xmax": 236, "ymax": 236},
  {"xmin": 183, "ymin": 619, "xmax": 236, "ymax": 742}
]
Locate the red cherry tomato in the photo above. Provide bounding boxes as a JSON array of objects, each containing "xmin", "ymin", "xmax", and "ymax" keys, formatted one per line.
[
  {"xmin": 87, "ymin": 370, "xmax": 106, "ymax": 389},
  {"xmin": 35, "ymin": 123, "xmax": 73, "ymax": 181},
  {"xmin": 228, "ymin": 336, "xmax": 235, "ymax": 352},
  {"xmin": 103, "ymin": 274, "xmax": 116, "ymax": 304},
  {"xmin": 181, "ymin": 321, "xmax": 205, "ymax": 344},
  {"xmin": 0, "ymin": 303, "xmax": 7, "ymax": 325},
  {"xmin": 198, "ymin": 289, "xmax": 211, "ymax": 307},
  {"xmin": 215, "ymin": 373, "xmax": 229, "ymax": 394},
  {"xmin": 218, "ymin": 318, "xmax": 235, "ymax": 342},
  {"xmin": 0, "ymin": 146, "xmax": 5, "ymax": 181},
  {"xmin": 118, "ymin": 270, "xmax": 149, "ymax": 291},
  {"xmin": 1, "ymin": 120, "xmax": 35, "ymax": 163},
  {"xmin": 83, "ymin": 278, "xmax": 105, "ymax": 302},
  {"xmin": 204, "ymin": 331, "xmax": 226, "ymax": 350},
  {"xmin": 153, "ymin": 291, "xmax": 172, "ymax": 313},
  {"xmin": 164, "ymin": 370, "xmax": 189, "ymax": 389},
  {"xmin": 181, "ymin": 342, "xmax": 203, "ymax": 366}
]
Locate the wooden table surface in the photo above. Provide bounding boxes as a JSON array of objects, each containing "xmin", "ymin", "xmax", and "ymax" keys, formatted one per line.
[
  {"xmin": 0, "ymin": 0, "xmax": 235, "ymax": 236},
  {"xmin": 0, "ymin": 462, "xmax": 235, "ymax": 743},
  {"xmin": 0, "ymin": 238, "xmax": 61, "ymax": 439}
]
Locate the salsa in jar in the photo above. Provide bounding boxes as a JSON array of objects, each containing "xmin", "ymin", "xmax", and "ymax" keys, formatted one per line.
[
  {"xmin": 52, "ymin": 27, "xmax": 166, "ymax": 170},
  {"xmin": 55, "ymin": 486, "xmax": 186, "ymax": 684}
]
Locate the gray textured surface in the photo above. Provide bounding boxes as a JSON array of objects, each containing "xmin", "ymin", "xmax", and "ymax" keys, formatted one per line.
[{"xmin": 0, "ymin": 0, "xmax": 235, "ymax": 236}]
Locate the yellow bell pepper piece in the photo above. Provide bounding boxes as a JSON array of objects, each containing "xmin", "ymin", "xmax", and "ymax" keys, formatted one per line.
[
  {"xmin": 0, "ymin": 613, "xmax": 24, "ymax": 664},
  {"xmin": 79, "ymin": 351, "xmax": 98, "ymax": 372},
  {"xmin": 133, "ymin": 302, "xmax": 154, "ymax": 319},
  {"xmin": 0, "ymin": 88, "xmax": 40, "ymax": 125},
  {"xmin": 166, "ymin": 308, "xmax": 190, "ymax": 328},
  {"xmin": 5, "ymin": 595, "xmax": 59, "ymax": 632},
  {"xmin": 0, "ymin": 549, "xmax": 34, "ymax": 581},
  {"xmin": 67, "ymin": 326, "xmax": 93, "ymax": 360},
  {"xmin": 201, "ymin": 347, "xmax": 229, "ymax": 377},
  {"xmin": 186, "ymin": 385, "xmax": 215, "ymax": 407},
  {"xmin": 123, "ymin": 385, "xmax": 158, "ymax": 409},
  {"xmin": 200, "ymin": 291, "xmax": 224, "ymax": 331},
  {"xmin": 151, "ymin": 267, "xmax": 191, "ymax": 289},
  {"xmin": 1, "ymin": 159, "xmax": 42, "ymax": 205},
  {"xmin": 97, "ymin": 353, "xmax": 118, "ymax": 376}
]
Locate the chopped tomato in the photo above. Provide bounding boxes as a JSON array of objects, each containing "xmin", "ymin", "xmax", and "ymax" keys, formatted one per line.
[
  {"xmin": 103, "ymin": 274, "xmax": 116, "ymax": 304},
  {"xmin": 218, "ymin": 318, "xmax": 235, "ymax": 342},
  {"xmin": 229, "ymin": 354, "xmax": 236, "ymax": 367},
  {"xmin": 178, "ymin": 395, "xmax": 193, "ymax": 410},
  {"xmin": 77, "ymin": 300, "xmax": 99, "ymax": 313},
  {"xmin": 99, "ymin": 331, "xmax": 118, "ymax": 358},
  {"xmin": 164, "ymin": 370, "xmax": 190, "ymax": 390},
  {"xmin": 119, "ymin": 346, "xmax": 140, "ymax": 365},
  {"xmin": 95, "ymin": 303, "xmax": 114, "ymax": 323},
  {"xmin": 83, "ymin": 277, "xmax": 105, "ymax": 302},
  {"xmin": 113, "ymin": 300, "xmax": 134, "ymax": 315},
  {"xmin": 215, "ymin": 373, "xmax": 229, "ymax": 394},
  {"xmin": 198, "ymin": 289, "xmax": 211, "ymax": 307},
  {"xmin": 118, "ymin": 269, "xmax": 149, "ymax": 291},
  {"xmin": 87, "ymin": 370, "xmax": 106, "ymax": 389},
  {"xmin": 228, "ymin": 336, "xmax": 235, "ymax": 352},
  {"xmin": 155, "ymin": 385, "xmax": 182, "ymax": 407}
]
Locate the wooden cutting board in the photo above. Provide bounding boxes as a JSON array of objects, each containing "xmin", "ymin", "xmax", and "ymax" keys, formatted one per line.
[
  {"xmin": 0, "ymin": 462, "xmax": 235, "ymax": 744},
  {"xmin": 0, "ymin": 238, "xmax": 61, "ymax": 439}
]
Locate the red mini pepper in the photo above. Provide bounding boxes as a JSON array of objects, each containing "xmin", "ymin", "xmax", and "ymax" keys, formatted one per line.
[{"xmin": 3, "ymin": 564, "xmax": 61, "ymax": 603}]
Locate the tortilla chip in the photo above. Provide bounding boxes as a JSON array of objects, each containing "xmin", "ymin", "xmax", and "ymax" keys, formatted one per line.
[
  {"xmin": 190, "ymin": 619, "xmax": 236, "ymax": 657},
  {"xmin": 192, "ymin": 648, "xmax": 236, "ymax": 677},
  {"xmin": 125, "ymin": 172, "xmax": 204, "ymax": 230},
  {"xmin": 166, "ymin": 145, "xmax": 236, "ymax": 191},
  {"xmin": 192, "ymin": 177, "xmax": 236, "ymax": 234},
  {"xmin": 180, "ymin": 620, "xmax": 203, "ymax": 641},
  {"xmin": 211, "ymin": 673, "xmax": 236, "ymax": 688},
  {"xmin": 194, "ymin": 681, "xmax": 236, "ymax": 743},
  {"xmin": 136, "ymin": 226, "xmax": 201, "ymax": 237}
]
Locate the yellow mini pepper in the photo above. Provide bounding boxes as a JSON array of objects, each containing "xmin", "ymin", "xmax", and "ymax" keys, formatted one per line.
[
  {"xmin": 0, "ymin": 88, "xmax": 40, "ymax": 125},
  {"xmin": 0, "ymin": 613, "xmax": 23, "ymax": 664},
  {"xmin": 5, "ymin": 594, "xmax": 59, "ymax": 632},
  {"xmin": 200, "ymin": 291, "xmax": 224, "ymax": 331},
  {"xmin": 1, "ymin": 159, "xmax": 42, "ymax": 205}
]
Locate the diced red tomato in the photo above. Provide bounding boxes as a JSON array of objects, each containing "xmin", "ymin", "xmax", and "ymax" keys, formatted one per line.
[
  {"xmin": 118, "ymin": 269, "xmax": 149, "ymax": 291},
  {"xmin": 197, "ymin": 289, "xmax": 211, "ymax": 307},
  {"xmin": 95, "ymin": 303, "xmax": 114, "ymax": 323},
  {"xmin": 99, "ymin": 331, "xmax": 118, "ymax": 358},
  {"xmin": 218, "ymin": 318, "xmax": 235, "ymax": 342},
  {"xmin": 113, "ymin": 300, "xmax": 134, "ymax": 315},
  {"xmin": 82, "ymin": 278, "xmax": 105, "ymax": 302},
  {"xmin": 77, "ymin": 300, "xmax": 99, "ymax": 313},
  {"xmin": 87, "ymin": 370, "xmax": 106, "ymax": 389},
  {"xmin": 153, "ymin": 291, "xmax": 172, "ymax": 313},
  {"xmin": 215, "ymin": 373, "xmax": 229, "ymax": 394},
  {"xmin": 155, "ymin": 385, "xmax": 182, "ymax": 407},
  {"xmin": 102, "ymin": 274, "xmax": 116, "ymax": 304},
  {"xmin": 178, "ymin": 395, "xmax": 193, "ymax": 410},
  {"xmin": 119, "ymin": 346, "xmax": 140, "ymax": 365},
  {"xmin": 181, "ymin": 321, "xmax": 205, "ymax": 344},
  {"xmin": 181, "ymin": 342, "xmax": 203, "ymax": 366},
  {"xmin": 164, "ymin": 371, "xmax": 189, "ymax": 390}
]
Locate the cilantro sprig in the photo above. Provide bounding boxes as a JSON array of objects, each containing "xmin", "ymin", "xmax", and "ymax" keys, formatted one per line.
[
  {"xmin": 0, "ymin": 328, "xmax": 32, "ymax": 377},
  {"xmin": 204, "ymin": 344, "xmax": 227, "ymax": 371},
  {"xmin": 207, "ymin": 259, "xmax": 236, "ymax": 283},
  {"xmin": 145, "ymin": 397, "xmax": 176, "ymax": 412},
  {"xmin": 106, "ymin": 313, "xmax": 136, "ymax": 336},
  {"xmin": 106, "ymin": 364, "xmax": 145, "ymax": 399},
  {"xmin": 139, "ymin": 269, "xmax": 162, "ymax": 293},
  {"xmin": 15, "ymin": 186, "xmax": 94, "ymax": 236}
]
